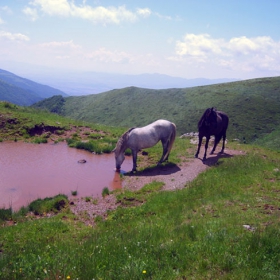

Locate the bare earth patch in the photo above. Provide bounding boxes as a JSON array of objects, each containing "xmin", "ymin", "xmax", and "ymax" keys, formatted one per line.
[
  {"xmin": 70, "ymin": 148, "xmax": 244, "ymax": 226},
  {"xmin": 122, "ymin": 148, "xmax": 244, "ymax": 191}
]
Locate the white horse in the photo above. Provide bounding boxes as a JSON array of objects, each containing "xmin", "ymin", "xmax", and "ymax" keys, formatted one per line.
[{"xmin": 114, "ymin": 119, "xmax": 176, "ymax": 172}]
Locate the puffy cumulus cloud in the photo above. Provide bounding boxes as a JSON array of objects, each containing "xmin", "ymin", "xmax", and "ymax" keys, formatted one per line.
[
  {"xmin": 0, "ymin": 31, "xmax": 30, "ymax": 41},
  {"xmin": 173, "ymin": 33, "xmax": 280, "ymax": 73},
  {"xmin": 74, "ymin": 5, "xmax": 137, "ymax": 24},
  {"xmin": 30, "ymin": 0, "xmax": 71, "ymax": 16},
  {"xmin": 26, "ymin": 0, "xmax": 150, "ymax": 24},
  {"xmin": 228, "ymin": 36, "xmax": 275, "ymax": 55},
  {"xmin": 175, "ymin": 34, "xmax": 224, "ymax": 57}
]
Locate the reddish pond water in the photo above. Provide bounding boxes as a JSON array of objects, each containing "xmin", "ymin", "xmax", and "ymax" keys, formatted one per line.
[{"xmin": 0, "ymin": 142, "xmax": 131, "ymax": 211}]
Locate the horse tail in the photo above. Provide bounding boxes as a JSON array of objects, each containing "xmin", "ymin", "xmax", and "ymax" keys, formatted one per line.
[{"xmin": 163, "ymin": 122, "xmax": 176, "ymax": 161}]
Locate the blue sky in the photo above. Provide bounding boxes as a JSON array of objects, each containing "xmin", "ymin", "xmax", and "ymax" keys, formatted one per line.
[{"xmin": 0, "ymin": 0, "xmax": 280, "ymax": 80}]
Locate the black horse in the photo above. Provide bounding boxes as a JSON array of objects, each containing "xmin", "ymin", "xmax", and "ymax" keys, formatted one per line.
[{"xmin": 195, "ymin": 107, "xmax": 229, "ymax": 161}]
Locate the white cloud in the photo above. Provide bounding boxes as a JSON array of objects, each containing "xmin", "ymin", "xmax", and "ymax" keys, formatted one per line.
[
  {"xmin": 38, "ymin": 40, "xmax": 81, "ymax": 50},
  {"xmin": 228, "ymin": 36, "xmax": 275, "ymax": 55},
  {"xmin": 32, "ymin": 40, "xmax": 83, "ymax": 62},
  {"xmin": 173, "ymin": 33, "xmax": 280, "ymax": 73},
  {"xmin": 154, "ymin": 12, "xmax": 172, "ymax": 21},
  {"xmin": 0, "ymin": 31, "xmax": 29, "ymax": 41},
  {"xmin": 0, "ymin": 5, "xmax": 13, "ymax": 24},
  {"xmin": 175, "ymin": 34, "xmax": 223, "ymax": 57},
  {"xmin": 23, "ymin": 7, "xmax": 38, "ymax": 21},
  {"xmin": 0, "ymin": 6, "xmax": 12, "ymax": 14},
  {"xmin": 74, "ymin": 5, "xmax": 137, "ymax": 24},
  {"xmin": 27, "ymin": 0, "xmax": 146, "ymax": 24},
  {"xmin": 30, "ymin": 0, "xmax": 71, "ymax": 16},
  {"xmin": 86, "ymin": 47, "xmax": 133, "ymax": 63},
  {"xmin": 136, "ymin": 8, "xmax": 151, "ymax": 18}
]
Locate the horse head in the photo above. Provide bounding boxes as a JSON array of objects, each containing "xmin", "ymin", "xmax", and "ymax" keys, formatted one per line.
[
  {"xmin": 114, "ymin": 128, "xmax": 134, "ymax": 170},
  {"xmin": 204, "ymin": 107, "xmax": 217, "ymax": 126}
]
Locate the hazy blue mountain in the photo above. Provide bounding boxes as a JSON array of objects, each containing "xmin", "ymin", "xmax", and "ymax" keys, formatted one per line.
[
  {"xmin": 0, "ymin": 68, "xmax": 68, "ymax": 106},
  {"xmin": 28, "ymin": 71, "xmax": 238, "ymax": 96},
  {"xmin": 0, "ymin": 79, "xmax": 42, "ymax": 106},
  {"xmin": 1, "ymin": 61, "xmax": 238, "ymax": 96}
]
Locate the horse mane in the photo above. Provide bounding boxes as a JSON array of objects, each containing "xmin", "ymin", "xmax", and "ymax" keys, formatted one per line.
[
  {"xmin": 114, "ymin": 127, "xmax": 135, "ymax": 155},
  {"xmin": 198, "ymin": 107, "xmax": 216, "ymax": 129}
]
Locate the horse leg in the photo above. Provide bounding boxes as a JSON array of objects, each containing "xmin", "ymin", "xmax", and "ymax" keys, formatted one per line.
[
  {"xmin": 132, "ymin": 150, "xmax": 138, "ymax": 172},
  {"xmin": 195, "ymin": 136, "xmax": 203, "ymax": 158},
  {"xmin": 220, "ymin": 132, "xmax": 226, "ymax": 153},
  {"xmin": 203, "ymin": 137, "xmax": 210, "ymax": 161},
  {"xmin": 210, "ymin": 134, "xmax": 222, "ymax": 155},
  {"xmin": 210, "ymin": 137, "xmax": 218, "ymax": 155},
  {"xmin": 158, "ymin": 140, "xmax": 169, "ymax": 165}
]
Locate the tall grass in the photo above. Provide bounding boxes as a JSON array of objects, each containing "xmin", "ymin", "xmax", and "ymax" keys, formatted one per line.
[{"xmin": 66, "ymin": 137, "xmax": 116, "ymax": 153}]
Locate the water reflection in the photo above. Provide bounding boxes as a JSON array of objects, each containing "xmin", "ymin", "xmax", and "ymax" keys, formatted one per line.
[{"xmin": 0, "ymin": 142, "xmax": 131, "ymax": 210}]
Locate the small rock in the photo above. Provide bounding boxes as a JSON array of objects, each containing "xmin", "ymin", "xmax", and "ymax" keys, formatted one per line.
[{"xmin": 243, "ymin": 225, "xmax": 255, "ymax": 231}]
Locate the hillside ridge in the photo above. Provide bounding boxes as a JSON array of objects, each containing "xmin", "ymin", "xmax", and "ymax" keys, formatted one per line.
[
  {"xmin": 0, "ymin": 68, "xmax": 68, "ymax": 106},
  {"xmin": 32, "ymin": 76, "xmax": 280, "ymax": 149}
]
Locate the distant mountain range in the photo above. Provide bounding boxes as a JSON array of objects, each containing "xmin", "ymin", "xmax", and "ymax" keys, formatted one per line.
[
  {"xmin": 23, "ymin": 70, "xmax": 238, "ymax": 96},
  {"xmin": 0, "ymin": 69, "xmax": 68, "ymax": 106},
  {"xmin": 0, "ymin": 65, "xmax": 239, "ymax": 102}
]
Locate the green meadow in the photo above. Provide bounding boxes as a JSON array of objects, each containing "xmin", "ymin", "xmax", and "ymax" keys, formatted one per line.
[
  {"xmin": 1, "ymin": 76, "xmax": 280, "ymax": 280},
  {"xmin": 0, "ymin": 136, "xmax": 280, "ymax": 279}
]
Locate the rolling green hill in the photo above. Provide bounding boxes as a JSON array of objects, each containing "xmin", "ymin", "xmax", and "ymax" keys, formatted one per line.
[
  {"xmin": 32, "ymin": 76, "xmax": 280, "ymax": 148},
  {"xmin": 0, "ymin": 68, "xmax": 67, "ymax": 106}
]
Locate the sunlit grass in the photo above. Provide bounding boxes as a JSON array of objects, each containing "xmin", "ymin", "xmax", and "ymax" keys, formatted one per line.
[
  {"xmin": 1, "ymin": 100, "xmax": 280, "ymax": 279},
  {"xmin": 1, "ymin": 145, "xmax": 279, "ymax": 279}
]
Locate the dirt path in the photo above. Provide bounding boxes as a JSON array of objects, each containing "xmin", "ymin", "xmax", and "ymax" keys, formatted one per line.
[
  {"xmin": 70, "ymin": 148, "xmax": 244, "ymax": 225},
  {"xmin": 122, "ymin": 148, "xmax": 244, "ymax": 191}
]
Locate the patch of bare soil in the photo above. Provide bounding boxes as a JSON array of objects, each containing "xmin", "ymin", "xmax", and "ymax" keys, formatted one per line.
[
  {"xmin": 70, "ymin": 195, "xmax": 119, "ymax": 226},
  {"xmin": 48, "ymin": 125, "xmax": 106, "ymax": 143},
  {"xmin": 122, "ymin": 148, "xmax": 244, "ymax": 192},
  {"xmin": 70, "ymin": 148, "xmax": 244, "ymax": 226}
]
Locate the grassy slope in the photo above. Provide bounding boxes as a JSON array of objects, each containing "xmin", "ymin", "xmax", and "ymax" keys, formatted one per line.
[
  {"xmin": 33, "ymin": 76, "xmax": 280, "ymax": 148},
  {"xmin": 0, "ymin": 143, "xmax": 280, "ymax": 279},
  {"xmin": 0, "ymin": 101, "xmax": 124, "ymax": 152},
  {"xmin": 1, "ymin": 100, "xmax": 280, "ymax": 278}
]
